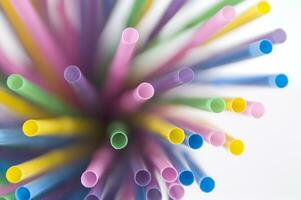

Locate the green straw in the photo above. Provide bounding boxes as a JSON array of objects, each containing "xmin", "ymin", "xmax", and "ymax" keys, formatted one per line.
[
  {"xmin": 127, "ymin": 0, "xmax": 147, "ymax": 27},
  {"xmin": 0, "ymin": 193, "xmax": 15, "ymax": 200},
  {"xmin": 147, "ymin": 0, "xmax": 244, "ymax": 49},
  {"xmin": 108, "ymin": 121, "xmax": 129, "ymax": 150},
  {"xmin": 7, "ymin": 74, "xmax": 78, "ymax": 115},
  {"xmin": 167, "ymin": 97, "xmax": 225, "ymax": 113}
]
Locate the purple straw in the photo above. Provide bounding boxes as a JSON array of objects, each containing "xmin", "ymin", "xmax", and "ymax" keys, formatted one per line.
[
  {"xmin": 84, "ymin": 178, "xmax": 105, "ymax": 200},
  {"xmin": 146, "ymin": 0, "xmax": 188, "ymax": 43},
  {"xmin": 246, "ymin": 28, "xmax": 287, "ymax": 45},
  {"xmin": 151, "ymin": 67, "xmax": 194, "ymax": 93},
  {"xmin": 131, "ymin": 153, "xmax": 151, "ymax": 186},
  {"xmin": 64, "ymin": 65, "xmax": 98, "ymax": 111},
  {"xmin": 146, "ymin": 176, "xmax": 162, "ymax": 200}
]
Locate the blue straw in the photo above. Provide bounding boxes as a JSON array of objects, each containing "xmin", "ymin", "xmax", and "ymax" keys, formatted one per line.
[
  {"xmin": 192, "ymin": 40, "xmax": 273, "ymax": 71},
  {"xmin": 182, "ymin": 152, "xmax": 215, "ymax": 193},
  {"xmin": 135, "ymin": 185, "xmax": 145, "ymax": 200},
  {"xmin": 102, "ymin": 0, "xmax": 117, "ymax": 23},
  {"xmin": 201, "ymin": 74, "xmax": 289, "ymax": 88},
  {"xmin": 15, "ymin": 162, "xmax": 86, "ymax": 200},
  {"xmin": 183, "ymin": 129, "xmax": 204, "ymax": 150}
]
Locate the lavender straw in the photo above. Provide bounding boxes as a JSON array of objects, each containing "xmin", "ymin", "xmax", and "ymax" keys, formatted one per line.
[
  {"xmin": 146, "ymin": 176, "xmax": 162, "ymax": 200},
  {"xmin": 245, "ymin": 28, "xmax": 287, "ymax": 45},
  {"xmin": 131, "ymin": 153, "xmax": 151, "ymax": 186}
]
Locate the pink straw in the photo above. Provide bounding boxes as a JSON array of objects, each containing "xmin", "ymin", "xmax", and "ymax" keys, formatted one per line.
[
  {"xmin": 119, "ymin": 82, "xmax": 155, "ymax": 113},
  {"xmin": 147, "ymin": 6, "xmax": 236, "ymax": 78},
  {"xmin": 143, "ymin": 136, "xmax": 178, "ymax": 183},
  {"xmin": 242, "ymin": 101, "xmax": 265, "ymax": 119},
  {"xmin": 102, "ymin": 28, "xmax": 139, "ymax": 98},
  {"xmin": 81, "ymin": 145, "xmax": 115, "ymax": 188},
  {"xmin": 167, "ymin": 181, "xmax": 185, "ymax": 200}
]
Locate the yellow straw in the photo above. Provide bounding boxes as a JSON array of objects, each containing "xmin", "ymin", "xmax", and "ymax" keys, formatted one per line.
[
  {"xmin": 0, "ymin": 0, "xmax": 58, "ymax": 84},
  {"xmin": 0, "ymin": 88, "xmax": 48, "ymax": 118},
  {"xmin": 137, "ymin": 114, "xmax": 185, "ymax": 144},
  {"xmin": 224, "ymin": 97, "xmax": 247, "ymax": 113},
  {"xmin": 209, "ymin": 1, "xmax": 271, "ymax": 42},
  {"xmin": 22, "ymin": 117, "xmax": 98, "ymax": 137},
  {"xmin": 224, "ymin": 134, "xmax": 244, "ymax": 156},
  {"xmin": 138, "ymin": 0, "xmax": 153, "ymax": 24},
  {"xmin": 6, "ymin": 144, "xmax": 92, "ymax": 183}
]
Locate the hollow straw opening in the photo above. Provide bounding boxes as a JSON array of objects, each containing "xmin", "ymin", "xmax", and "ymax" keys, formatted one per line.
[
  {"xmin": 122, "ymin": 28, "xmax": 139, "ymax": 44},
  {"xmin": 179, "ymin": 170, "xmax": 195, "ymax": 186},
  {"xmin": 210, "ymin": 98, "xmax": 225, "ymax": 113},
  {"xmin": 250, "ymin": 103, "xmax": 265, "ymax": 118},
  {"xmin": 221, "ymin": 6, "xmax": 236, "ymax": 22},
  {"xmin": 147, "ymin": 188, "xmax": 162, "ymax": 200},
  {"xmin": 6, "ymin": 166, "xmax": 22, "ymax": 183},
  {"xmin": 135, "ymin": 170, "xmax": 151, "ymax": 186},
  {"xmin": 178, "ymin": 68, "xmax": 195, "ymax": 83},
  {"xmin": 23, "ymin": 120, "xmax": 39, "ymax": 137},
  {"xmin": 274, "ymin": 74, "xmax": 288, "ymax": 88},
  {"xmin": 199, "ymin": 177, "xmax": 215, "ymax": 193},
  {"xmin": 273, "ymin": 29, "xmax": 287, "ymax": 43},
  {"xmin": 161, "ymin": 167, "xmax": 178, "ymax": 183},
  {"xmin": 229, "ymin": 140, "xmax": 245, "ymax": 156},
  {"xmin": 168, "ymin": 183, "xmax": 185, "ymax": 200},
  {"xmin": 257, "ymin": 1, "xmax": 271, "ymax": 14},
  {"xmin": 188, "ymin": 134, "xmax": 204, "ymax": 149},
  {"xmin": 64, "ymin": 65, "xmax": 82, "ymax": 83},
  {"xmin": 259, "ymin": 40, "xmax": 273, "ymax": 54},
  {"xmin": 16, "ymin": 187, "xmax": 31, "ymax": 200},
  {"xmin": 168, "ymin": 128, "xmax": 185, "ymax": 144},
  {"xmin": 81, "ymin": 171, "xmax": 98, "ymax": 188},
  {"xmin": 137, "ymin": 82, "xmax": 155, "ymax": 100},
  {"xmin": 232, "ymin": 98, "xmax": 247, "ymax": 113},
  {"xmin": 209, "ymin": 131, "xmax": 225, "ymax": 146},
  {"xmin": 85, "ymin": 195, "xmax": 100, "ymax": 200},
  {"xmin": 7, "ymin": 74, "xmax": 25, "ymax": 90},
  {"xmin": 110, "ymin": 132, "xmax": 128, "ymax": 150}
]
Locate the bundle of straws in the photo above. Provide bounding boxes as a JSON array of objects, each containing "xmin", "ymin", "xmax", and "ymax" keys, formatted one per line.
[{"xmin": 0, "ymin": 0, "xmax": 288, "ymax": 199}]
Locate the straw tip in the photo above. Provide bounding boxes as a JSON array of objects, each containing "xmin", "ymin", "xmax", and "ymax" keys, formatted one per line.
[
  {"xmin": 232, "ymin": 97, "xmax": 247, "ymax": 113},
  {"xmin": 179, "ymin": 170, "xmax": 195, "ymax": 186},
  {"xmin": 23, "ymin": 120, "xmax": 39, "ymax": 137},
  {"xmin": 7, "ymin": 74, "xmax": 24, "ymax": 90},
  {"xmin": 122, "ymin": 27, "xmax": 139, "ymax": 44},
  {"xmin": 137, "ymin": 82, "xmax": 155, "ymax": 100},
  {"xmin": 6, "ymin": 166, "xmax": 22, "ymax": 183},
  {"xmin": 162, "ymin": 167, "xmax": 178, "ymax": 183},
  {"xmin": 259, "ymin": 40, "xmax": 273, "ymax": 54},
  {"xmin": 81, "ymin": 171, "xmax": 98, "ymax": 188},
  {"xmin": 200, "ymin": 177, "xmax": 215, "ymax": 193},
  {"xmin": 274, "ymin": 29, "xmax": 287, "ymax": 43},
  {"xmin": 258, "ymin": 1, "xmax": 271, "ymax": 14},
  {"xmin": 210, "ymin": 131, "xmax": 225, "ymax": 146},
  {"xmin": 16, "ymin": 187, "xmax": 31, "ymax": 200},
  {"xmin": 188, "ymin": 134, "xmax": 204, "ymax": 149},
  {"xmin": 135, "ymin": 170, "xmax": 151, "ymax": 186},
  {"xmin": 221, "ymin": 6, "xmax": 236, "ymax": 21},
  {"xmin": 147, "ymin": 188, "xmax": 162, "ymax": 200},
  {"xmin": 210, "ymin": 98, "xmax": 226, "ymax": 113},
  {"xmin": 110, "ymin": 132, "xmax": 128, "ymax": 150},
  {"xmin": 178, "ymin": 68, "xmax": 195, "ymax": 83},
  {"xmin": 274, "ymin": 74, "xmax": 288, "ymax": 88},
  {"xmin": 64, "ymin": 65, "xmax": 82, "ymax": 83},
  {"xmin": 168, "ymin": 128, "xmax": 185, "ymax": 144},
  {"xmin": 229, "ymin": 139, "xmax": 245, "ymax": 156},
  {"xmin": 250, "ymin": 102, "xmax": 265, "ymax": 118},
  {"xmin": 168, "ymin": 183, "xmax": 185, "ymax": 199}
]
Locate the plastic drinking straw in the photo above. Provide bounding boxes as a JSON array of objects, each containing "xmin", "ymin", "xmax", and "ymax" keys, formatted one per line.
[
  {"xmin": 0, "ymin": 193, "xmax": 14, "ymax": 200},
  {"xmin": 7, "ymin": 74, "xmax": 78, "ymax": 115},
  {"xmin": 107, "ymin": 121, "xmax": 129, "ymax": 150},
  {"xmin": 11, "ymin": 0, "xmax": 69, "ymax": 75},
  {"xmin": 146, "ymin": 176, "xmax": 162, "ymax": 200},
  {"xmin": 64, "ymin": 65, "xmax": 98, "ymax": 110},
  {"xmin": 143, "ymin": 136, "xmax": 178, "ymax": 183},
  {"xmin": 210, "ymin": 1, "xmax": 271, "ymax": 41},
  {"xmin": 150, "ymin": 67, "xmax": 195, "ymax": 93},
  {"xmin": 224, "ymin": 97, "xmax": 247, "ymax": 113},
  {"xmin": 244, "ymin": 28, "xmax": 287, "ymax": 45},
  {"xmin": 224, "ymin": 134, "xmax": 244, "ymax": 156},
  {"xmin": 0, "ymin": 88, "xmax": 48, "ymax": 118},
  {"xmin": 148, "ymin": 6, "xmax": 236, "ymax": 78},
  {"xmin": 192, "ymin": 39, "xmax": 273, "ymax": 71},
  {"xmin": 67, "ymin": 185, "xmax": 89, "ymax": 200},
  {"xmin": 242, "ymin": 101, "xmax": 265, "ymax": 119},
  {"xmin": 84, "ymin": 177, "xmax": 105, "ymax": 200},
  {"xmin": 182, "ymin": 152, "xmax": 215, "ymax": 193},
  {"xmin": 138, "ymin": 114, "xmax": 185, "ymax": 144},
  {"xmin": 159, "ymin": 138, "xmax": 195, "ymax": 186},
  {"xmin": 146, "ymin": 0, "xmax": 187, "ymax": 43},
  {"xmin": 81, "ymin": 145, "xmax": 115, "ymax": 188},
  {"xmin": 102, "ymin": 0, "xmax": 118, "ymax": 25},
  {"xmin": 131, "ymin": 152, "xmax": 151, "ymax": 186},
  {"xmin": 183, "ymin": 129, "xmax": 204, "ymax": 150},
  {"xmin": 119, "ymin": 82, "xmax": 155, "ymax": 112},
  {"xmin": 116, "ymin": 175, "xmax": 135, "ymax": 200},
  {"xmin": 127, "ymin": 0, "xmax": 148, "ymax": 27},
  {"xmin": 165, "ymin": 97, "xmax": 225, "ymax": 113},
  {"xmin": 0, "ymin": 129, "xmax": 71, "ymax": 148},
  {"xmin": 6, "ymin": 144, "xmax": 92, "ymax": 183},
  {"xmin": 15, "ymin": 162, "xmax": 86, "ymax": 200},
  {"xmin": 22, "ymin": 117, "xmax": 97, "ymax": 137},
  {"xmin": 208, "ymin": 74, "xmax": 289, "ymax": 88},
  {"xmin": 0, "ymin": 0, "xmax": 59, "ymax": 84},
  {"xmin": 102, "ymin": 28, "xmax": 139, "ymax": 98},
  {"xmin": 166, "ymin": 181, "xmax": 185, "ymax": 200}
]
